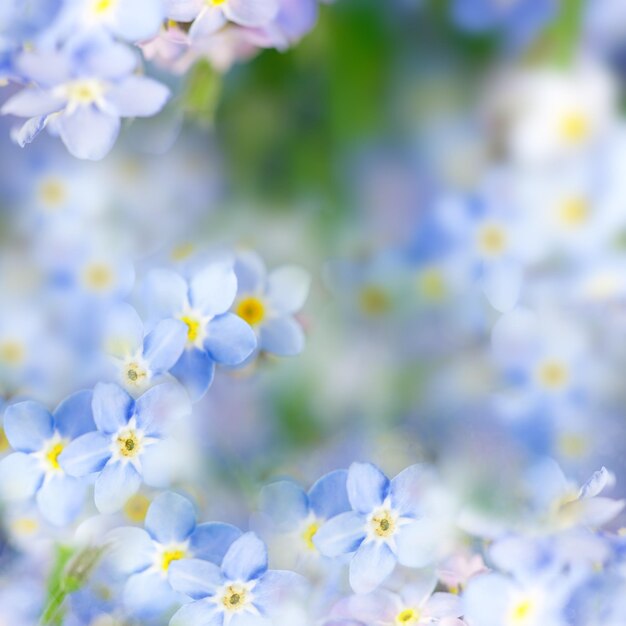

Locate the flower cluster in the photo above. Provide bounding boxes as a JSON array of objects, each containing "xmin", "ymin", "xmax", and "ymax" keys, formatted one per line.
[{"xmin": 0, "ymin": 0, "xmax": 321, "ymax": 159}]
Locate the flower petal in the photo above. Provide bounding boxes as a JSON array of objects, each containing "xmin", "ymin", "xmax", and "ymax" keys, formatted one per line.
[
  {"xmin": 308, "ymin": 469, "xmax": 350, "ymax": 521},
  {"xmin": 259, "ymin": 481, "xmax": 309, "ymax": 533},
  {"xmin": 168, "ymin": 558, "xmax": 222, "ymax": 600},
  {"xmin": 94, "ymin": 461, "xmax": 142, "ymax": 514},
  {"xmin": 92, "ymin": 382, "xmax": 134, "ymax": 434},
  {"xmin": 204, "ymin": 313, "xmax": 256, "ymax": 366},
  {"xmin": 169, "ymin": 598, "xmax": 222, "ymax": 626},
  {"xmin": 143, "ymin": 319, "xmax": 187, "ymax": 375},
  {"xmin": 124, "ymin": 569, "xmax": 182, "ymax": 618},
  {"xmin": 4, "ymin": 401, "xmax": 54, "ymax": 452},
  {"xmin": 221, "ymin": 532, "xmax": 267, "ymax": 582},
  {"xmin": 313, "ymin": 511, "xmax": 366, "ymax": 557},
  {"xmin": 53, "ymin": 390, "xmax": 95, "ymax": 440},
  {"xmin": 190, "ymin": 262, "xmax": 238, "ymax": 317},
  {"xmin": 224, "ymin": 0, "xmax": 278, "ymax": 27},
  {"xmin": 107, "ymin": 76, "xmax": 170, "ymax": 118},
  {"xmin": 145, "ymin": 491, "xmax": 196, "ymax": 544},
  {"xmin": 189, "ymin": 522, "xmax": 243, "ymax": 564},
  {"xmin": 349, "ymin": 541, "xmax": 396, "ymax": 594},
  {"xmin": 134, "ymin": 381, "xmax": 191, "ymax": 436},
  {"xmin": 258, "ymin": 316, "xmax": 304, "ymax": 356},
  {"xmin": 57, "ymin": 106, "xmax": 121, "ymax": 161},
  {"xmin": 36, "ymin": 475, "xmax": 86, "ymax": 526},
  {"xmin": 58, "ymin": 431, "xmax": 112, "ymax": 477},
  {"xmin": 0, "ymin": 452, "xmax": 44, "ymax": 500},
  {"xmin": 346, "ymin": 462, "xmax": 389, "ymax": 514},
  {"xmin": 142, "ymin": 269, "xmax": 189, "ymax": 322},
  {"xmin": 106, "ymin": 526, "xmax": 155, "ymax": 574},
  {"xmin": 266, "ymin": 266, "xmax": 310, "ymax": 314},
  {"xmin": 171, "ymin": 347, "xmax": 215, "ymax": 402}
]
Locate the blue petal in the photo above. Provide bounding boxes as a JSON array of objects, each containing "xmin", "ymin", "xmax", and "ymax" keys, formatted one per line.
[
  {"xmin": 145, "ymin": 491, "xmax": 196, "ymax": 544},
  {"xmin": 107, "ymin": 76, "xmax": 170, "ymax": 117},
  {"xmin": 308, "ymin": 469, "xmax": 351, "ymax": 521},
  {"xmin": 234, "ymin": 250, "xmax": 266, "ymax": 293},
  {"xmin": 141, "ymin": 269, "xmax": 189, "ymax": 323},
  {"xmin": 349, "ymin": 541, "xmax": 396, "ymax": 594},
  {"xmin": 143, "ymin": 319, "xmax": 187, "ymax": 375},
  {"xmin": 0, "ymin": 452, "xmax": 44, "ymax": 500},
  {"xmin": 58, "ymin": 431, "xmax": 111, "ymax": 477},
  {"xmin": 94, "ymin": 461, "xmax": 142, "ymax": 514},
  {"xmin": 134, "ymin": 382, "xmax": 191, "ymax": 436},
  {"xmin": 346, "ymin": 462, "xmax": 389, "ymax": 514},
  {"xmin": 53, "ymin": 390, "xmax": 95, "ymax": 440},
  {"xmin": 4, "ymin": 401, "xmax": 54, "ymax": 452},
  {"xmin": 171, "ymin": 347, "xmax": 215, "ymax": 402},
  {"xmin": 266, "ymin": 265, "xmax": 310, "ymax": 315},
  {"xmin": 106, "ymin": 526, "xmax": 155, "ymax": 574},
  {"xmin": 259, "ymin": 316, "xmax": 304, "ymax": 356},
  {"xmin": 313, "ymin": 511, "xmax": 366, "ymax": 557},
  {"xmin": 389, "ymin": 464, "xmax": 431, "ymax": 518},
  {"xmin": 253, "ymin": 570, "xmax": 306, "ymax": 615},
  {"xmin": 103, "ymin": 303, "xmax": 144, "ymax": 359},
  {"xmin": 189, "ymin": 522, "xmax": 243, "ymax": 564},
  {"xmin": 36, "ymin": 475, "xmax": 85, "ymax": 526},
  {"xmin": 124, "ymin": 569, "xmax": 182, "ymax": 618},
  {"xmin": 259, "ymin": 481, "xmax": 309, "ymax": 532},
  {"xmin": 168, "ymin": 559, "xmax": 222, "ymax": 600},
  {"xmin": 57, "ymin": 106, "xmax": 121, "ymax": 161},
  {"xmin": 140, "ymin": 440, "xmax": 175, "ymax": 488},
  {"xmin": 204, "ymin": 313, "xmax": 256, "ymax": 366},
  {"xmin": 189, "ymin": 262, "xmax": 237, "ymax": 317},
  {"xmin": 92, "ymin": 382, "xmax": 134, "ymax": 434},
  {"xmin": 169, "ymin": 598, "xmax": 223, "ymax": 626},
  {"xmin": 221, "ymin": 532, "xmax": 268, "ymax": 582}
]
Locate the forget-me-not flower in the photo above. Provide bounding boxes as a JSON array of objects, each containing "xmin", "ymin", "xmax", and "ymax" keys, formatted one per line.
[
  {"xmin": 106, "ymin": 491, "xmax": 243, "ymax": 618},
  {"xmin": 0, "ymin": 390, "xmax": 94, "ymax": 525},
  {"xmin": 59, "ymin": 381, "xmax": 191, "ymax": 513}
]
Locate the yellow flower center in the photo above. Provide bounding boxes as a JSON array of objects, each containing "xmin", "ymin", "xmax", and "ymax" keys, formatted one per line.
[
  {"xmin": 84, "ymin": 263, "xmax": 114, "ymax": 291},
  {"xmin": 92, "ymin": 0, "xmax": 116, "ymax": 16},
  {"xmin": 359, "ymin": 285, "xmax": 391, "ymax": 316},
  {"xmin": 65, "ymin": 79, "xmax": 106, "ymax": 105},
  {"xmin": 559, "ymin": 111, "xmax": 589, "ymax": 144},
  {"xmin": 45, "ymin": 441, "xmax": 65, "ymax": 471},
  {"xmin": 117, "ymin": 430, "xmax": 141, "ymax": 458},
  {"xmin": 0, "ymin": 340, "xmax": 25, "ymax": 365},
  {"xmin": 221, "ymin": 585, "xmax": 248, "ymax": 612},
  {"xmin": 180, "ymin": 315, "xmax": 202, "ymax": 343},
  {"xmin": 302, "ymin": 521, "xmax": 320, "ymax": 551},
  {"xmin": 536, "ymin": 360, "xmax": 569, "ymax": 390},
  {"xmin": 396, "ymin": 608, "xmax": 420, "ymax": 624},
  {"xmin": 12, "ymin": 517, "xmax": 39, "ymax": 536},
  {"xmin": 510, "ymin": 598, "xmax": 534, "ymax": 625},
  {"xmin": 125, "ymin": 362, "xmax": 147, "ymax": 386},
  {"xmin": 371, "ymin": 509, "xmax": 396, "ymax": 538},
  {"xmin": 39, "ymin": 178, "xmax": 67, "ymax": 208},
  {"xmin": 557, "ymin": 433, "xmax": 587, "ymax": 458},
  {"xmin": 418, "ymin": 267, "xmax": 446, "ymax": 300},
  {"xmin": 236, "ymin": 297, "xmax": 266, "ymax": 326},
  {"xmin": 161, "ymin": 548, "xmax": 186, "ymax": 572},
  {"xmin": 171, "ymin": 243, "xmax": 195, "ymax": 261},
  {"xmin": 208, "ymin": 0, "xmax": 227, "ymax": 5},
  {"xmin": 123, "ymin": 493, "xmax": 151, "ymax": 523},
  {"xmin": 477, "ymin": 224, "xmax": 507, "ymax": 256},
  {"xmin": 0, "ymin": 428, "xmax": 8, "ymax": 453},
  {"xmin": 558, "ymin": 197, "xmax": 588, "ymax": 227}
]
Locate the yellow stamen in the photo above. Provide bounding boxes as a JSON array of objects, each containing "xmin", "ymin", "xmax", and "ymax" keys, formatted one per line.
[
  {"xmin": 371, "ymin": 509, "xmax": 396, "ymax": 538},
  {"xmin": 93, "ymin": 0, "xmax": 115, "ymax": 15},
  {"xmin": 65, "ymin": 79, "xmax": 106, "ymax": 105},
  {"xmin": 0, "ymin": 341, "xmax": 25, "ymax": 365},
  {"xmin": 396, "ymin": 608, "xmax": 419, "ymax": 624},
  {"xmin": 418, "ymin": 267, "xmax": 446, "ymax": 300},
  {"xmin": 537, "ymin": 360, "xmax": 569, "ymax": 390},
  {"xmin": 302, "ymin": 521, "xmax": 319, "ymax": 551},
  {"xmin": 0, "ymin": 428, "xmax": 8, "ymax": 453},
  {"xmin": 559, "ymin": 197, "xmax": 588, "ymax": 227},
  {"xmin": 125, "ymin": 362, "xmax": 147, "ymax": 386},
  {"xmin": 45, "ymin": 442, "xmax": 64, "ymax": 470},
  {"xmin": 180, "ymin": 315, "xmax": 201, "ymax": 342},
  {"xmin": 510, "ymin": 599, "xmax": 534, "ymax": 624},
  {"xmin": 560, "ymin": 111, "xmax": 589, "ymax": 144},
  {"xmin": 477, "ymin": 224, "xmax": 507, "ymax": 256},
  {"xmin": 161, "ymin": 548, "xmax": 186, "ymax": 571},
  {"xmin": 123, "ymin": 493, "xmax": 151, "ymax": 523},
  {"xmin": 358, "ymin": 285, "xmax": 390, "ymax": 316},
  {"xmin": 117, "ymin": 430, "xmax": 141, "ymax": 458},
  {"xmin": 221, "ymin": 584, "xmax": 247, "ymax": 612},
  {"xmin": 236, "ymin": 297, "xmax": 266, "ymax": 326},
  {"xmin": 84, "ymin": 263, "xmax": 114, "ymax": 291},
  {"xmin": 39, "ymin": 178, "xmax": 67, "ymax": 208},
  {"xmin": 171, "ymin": 243, "xmax": 195, "ymax": 261}
]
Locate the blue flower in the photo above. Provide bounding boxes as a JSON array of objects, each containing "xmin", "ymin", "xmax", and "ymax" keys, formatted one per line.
[
  {"xmin": 106, "ymin": 491, "xmax": 243, "ymax": 619},
  {"xmin": 451, "ymin": 0, "xmax": 557, "ymax": 49},
  {"xmin": 259, "ymin": 469, "xmax": 350, "ymax": 562},
  {"xmin": 59, "ymin": 381, "xmax": 191, "ymax": 513},
  {"xmin": 168, "ymin": 531, "xmax": 304, "ymax": 626},
  {"xmin": 233, "ymin": 250, "xmax": 310, "ymax": 357},
  {"xmin": 0, "ymin": 391, "xmax": 94, "ymax": 525},
  {"xmin": 102, "ymin": 303, "xmax": 187, "ymax": 396},
  {"xmin": 314, "ymin": 462, "xmax": 436, "ymax": 593},
  {"xmin": 142, "ymin": 261, "xmax": 257, "ymax": 400},
  {"xmin": 166, "ymin": 0, "xmax": 279, "ymax": 40},
  {"xmin": 2, "ymin": 31, "xmax": 170, "ymax": 159}
]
